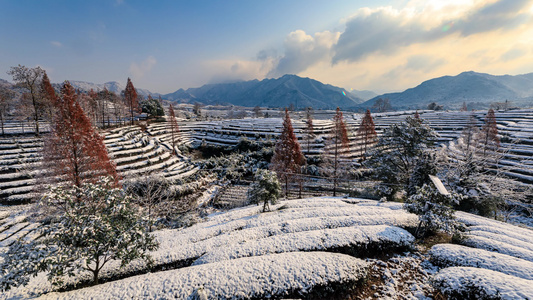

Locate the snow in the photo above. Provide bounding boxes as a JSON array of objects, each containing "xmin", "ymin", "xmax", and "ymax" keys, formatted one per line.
[
  {"xmin": 193, "ymin": 225, "xmax": 414, "ymax": 265},
  {"xmin": 37, "ymin": 252, "xmax": 369, "ymax": 300},
  {"xmin": 433, "ymin": 267, "xmax": 533, "ymax": 299},
  {"xmin": 430, "ymin": 244, "xmax": 533, "ymax": 280},
  {"xmin": 462, "ymin": 235, "xmax": 533, "ymax": 263}
]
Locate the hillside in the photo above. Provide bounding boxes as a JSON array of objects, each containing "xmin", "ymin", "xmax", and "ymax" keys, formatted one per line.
[
  {"xmin": 363, "ymin": 71, "xmax": 533, "ymax": 110},
  {"xmin": 2, "ymin": 197, "xmax": 533, "ymax": 299},
  {"xmin": 164, "ymin": 74, "xmax": 364, "ymax": 109}
]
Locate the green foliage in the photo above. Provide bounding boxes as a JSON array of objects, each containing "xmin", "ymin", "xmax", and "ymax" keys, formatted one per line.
[
  {"xmin": 405, "ymin": 184, "xmax": 460, "ymax": 238},
  {"xmin": 365, "ymin": 116, "xmax": 438, "ymax": 200},
  {"xmin": 199, "ymin": 138, "xmax": 275, "ymax": 181},
  {"xmin": 141, "ymin": 97, "xmax": 165, "ymax": 117},
  {"xmin": 247, "ymin": 169, "xmax": 282, "ymax": 212},
  {"xmin": 0, "ymin": 177, "xmax": 159, "ymax": 291}
]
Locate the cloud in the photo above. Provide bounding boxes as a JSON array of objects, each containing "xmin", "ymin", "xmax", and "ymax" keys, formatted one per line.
[
  {"xmin": 50, "ymin": 41, "xmax": 63, "ymax": 48},
  {"xmin": 129, "ymin": 56, "xmax": 157, "ymax": 79},
  {"xmin": 203, "ymin": 57, "xmax": 277, "ymax": 84},
  {"xmin": 500, "ymin": 47, "xmax": 528, "ymax": 61},
  {"xmin": 333, "ymin": 0, "xmax": 533, "ymax": 63},
  {"xmin": 266, "ymin": 30, "xmax": 340, "ymax": 77}
]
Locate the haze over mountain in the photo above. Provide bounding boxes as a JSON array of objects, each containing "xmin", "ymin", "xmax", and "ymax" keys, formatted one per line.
[
  {"xmin": 364, "ymin": 71, "xmax": 533, "ymax": 110},
  {"xmin": 164, "ymin": 74, "xmax": 363, "ymax": 109}
]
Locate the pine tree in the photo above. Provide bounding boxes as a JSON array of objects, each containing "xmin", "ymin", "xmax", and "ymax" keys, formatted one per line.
[
  {"xmin": 43, "ymin": 81, "xmax": 118, "ymax": 187},
  {"xmin": 356, "ymin": 109, "xmax": 377, "ymax": 160},
  {"xmin": 124, "ymin": 77, "xmax": 139, "ymax": 125},
  {"xmin": 479, "ymin": 109, "xmax": 499, "ymax": 157},
  {"xmin": 271, "ymin": 109, "xmax": 304, "ymax": 197},
  {"xmin": 322, "ymin": 107, "xmax": 350, "ymax": 196},
  {"xmin": 168, "ymin": 104, "xmax": 180, "ymax": 155}
]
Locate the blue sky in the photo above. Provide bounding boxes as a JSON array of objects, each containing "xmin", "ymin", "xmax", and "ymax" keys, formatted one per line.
[{"xmin": 1, "ymin": 0, "xmax": 532, "ymax": 94}]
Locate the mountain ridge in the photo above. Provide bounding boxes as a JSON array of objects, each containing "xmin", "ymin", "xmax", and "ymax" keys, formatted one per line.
[
  {"xmin": 164, "ymin": 74, "xmax": 364, "ymax": 109},
  {"xmin": 363, "ymin": 71, "xmax": 533, "ymax": 110}
]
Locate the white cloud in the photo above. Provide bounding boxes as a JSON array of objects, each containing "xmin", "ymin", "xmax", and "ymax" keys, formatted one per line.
[
  {"xmin": 129, "ymin": 56, "xmax": 157, "ymax": 80},
  {"xmin": 333, "ymin": 0, "xmax": 533, "ymax": 63},
  {"xmin": 50, "ymin": 41, "xmax": 63, "ymax": 48},
  {"xmin": 267, "ymin": 30, "xmax": 340, "ymax": 77}
]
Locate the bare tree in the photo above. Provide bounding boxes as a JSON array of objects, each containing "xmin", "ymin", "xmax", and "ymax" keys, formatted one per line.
[
  {"xmin": 168, "ymin": 104, "xmax": 180, "ymax": 155},
  {"xmin": 356, "ymin": 109, "xmax": 377, "ymax": 160},
  {"xmin": 123, "ymin": 173, "xmax": 170, "ymax": 232},
  {"xmin": 372, "ymin": 98, "xmax": 391, "ymax": 113},
  {"xmin": 0, "ymin": 85, "xmax": 15, "ymax": 135},
  {"xmin": 322, "ymin": 107, "xmax": 350, "ymax": 196},
  {"xmin": 304, "ymin": 107, "xmax": 315, "ymax": 155},
  {"xmin": 7, "ymin": 65, "xmax": 46, "ymax": 135},
  {"xmin": 253, "ymin": 106, "xmax": 262, "ymax": 118},
  {"xmin": 479, "ymin": 109, "xmax": 499, "ymax": 157}
]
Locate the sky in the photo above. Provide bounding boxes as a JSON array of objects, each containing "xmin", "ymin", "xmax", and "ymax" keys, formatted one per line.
[{"xmin": 1, "ymin": 0, "xmax": 533, "ymax": 94}]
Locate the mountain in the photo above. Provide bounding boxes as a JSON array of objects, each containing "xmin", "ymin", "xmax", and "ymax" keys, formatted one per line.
[
  {"xmin": 57, "ymin": 81, "xmax": 159, "ymax": 98},
  {"xmin": 349, "ymin": 89, "xmax": 378, "ymax": 101},
  {"xmin": 164, "ymin": 75, "xmax": 364, "ymax": 109},
  {"xmin": 363, "ymin": 71, "xmax": 533, "ymax": 110}
]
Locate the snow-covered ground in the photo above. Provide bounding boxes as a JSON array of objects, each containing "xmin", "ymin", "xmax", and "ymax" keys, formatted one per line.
[{"xmin": 2, "ymin": 197, "xmax": 533, "ymax": 299}]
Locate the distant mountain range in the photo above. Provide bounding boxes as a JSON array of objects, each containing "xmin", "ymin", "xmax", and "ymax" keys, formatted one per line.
[
  {"xmin": 2, "ymin": 71, "xmax": 533, "ymax": 110},
  {"xmin": 362, "ymin": 71, "xmax": 533, "ymax": 110},
  {"xmin": 163, "ymin": 74, "xmax": 364, "ymax": 109}
]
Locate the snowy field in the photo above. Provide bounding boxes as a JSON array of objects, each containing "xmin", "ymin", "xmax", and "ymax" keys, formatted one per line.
[{"xmin": 2, "ymin": 197, "xmax": 533, "ymax": 299}]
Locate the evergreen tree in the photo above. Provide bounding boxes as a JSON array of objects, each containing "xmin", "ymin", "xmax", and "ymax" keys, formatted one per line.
[
  {"xmin": 0, "ymin": 177, "xmax": 159, "ymax": 290},
  {"xmin": 124, "ymin": 77, "xmax": 139, "ymax": 125},
  {"xmin": 43, "ymin": 81, "xmax": 118, "ymax": 187},
  {"xmin": 271, "ymin": 109, "xmax": 304, "ymax": 197},
  {"xmin": 322, "ymin": 107, "xmax": 350, "ymax": 196},
  {"xmin": 479, "ymin": 108, "xmax": 499, "ymax": 157},
  {"xmin": 141, "ymin": 95, "xmax": 165, "ymax": 118},
  {"xmin": 248, "ymin": 169, "xmax": 282, "ymax": 212},
  {"xmin": 365, "ymin": 116, "xmax": 438, "ymax": 200},
  {"xmin": 168, "ymin": 104, "xmax": 180, "ymax": 155},
  {"xmin": 356, "ymin": 109, "xmax": 377, "ymax": 160}
]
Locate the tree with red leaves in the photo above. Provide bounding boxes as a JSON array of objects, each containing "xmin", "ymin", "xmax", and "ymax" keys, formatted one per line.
[
  {"xmin": 322, "ymin": 107, "xmax": 350, "ymax": 196},
  {"xmin": 271, "ymin": 109, "xmax": 304, "ymax": 197},
  {"xmin": 168, "ymin": 104, "xmax": 180, "ymax": 155},
  {"xmin": 356, "ymin": 109, "xmax": 377, "ymax": 160},
  {"xmin": 124, "ymin": 78, "xmax": 138, "ymax": 126},
  {"xmin": 39, "ymin": 72, "xmax": 57, "ymax": 124},
  {"xmin": 479, "ymin": 108, "xmax": 499, "ymax": 157},
  {"xmin": 43, "ymin": 81, "xmax": 118, "ymax": 188}
]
